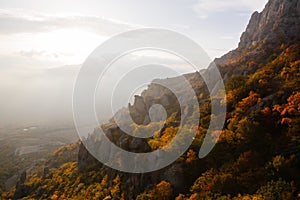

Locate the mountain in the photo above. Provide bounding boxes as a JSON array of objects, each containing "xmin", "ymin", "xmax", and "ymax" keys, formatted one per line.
[
  {"xmin": 238, "ymin": 0, "xmax": 300, "ymax": 50},
  {"xmin": 214, "ymin": 0, "xmax": 300, "ymax": 76},
  {"xmin": 2, "ymin": 0, "xmax": 300, "ymax": 199}
]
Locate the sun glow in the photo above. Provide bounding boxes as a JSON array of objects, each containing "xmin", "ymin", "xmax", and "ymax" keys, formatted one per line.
[{"xmin": 17, "ymin": 29, "xmax": 105, "ymax": 65}]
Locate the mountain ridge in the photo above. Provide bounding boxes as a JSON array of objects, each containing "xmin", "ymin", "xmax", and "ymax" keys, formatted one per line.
[
  {"xmin": 4, "ymin": 0, "xmax": 300, "ymax": 199},
  {"xmin": 214, "ymin": 0, "xmax": 300, "ymax": 76}
]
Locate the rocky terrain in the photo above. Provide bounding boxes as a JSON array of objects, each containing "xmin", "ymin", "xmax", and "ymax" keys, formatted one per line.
[{"xmin": 2, "ymin": 0, "xmax": 300, "ymax": 199}]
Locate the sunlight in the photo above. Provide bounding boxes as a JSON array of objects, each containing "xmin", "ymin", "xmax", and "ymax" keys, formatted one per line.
[{"xmin": 30, "ymin": 29, "xmax": 105, "ymax": 64}]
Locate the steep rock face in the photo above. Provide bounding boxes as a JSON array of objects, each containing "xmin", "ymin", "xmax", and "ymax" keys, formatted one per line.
[
  {"xmin": 13, "ymin": 171, "xmax": 29, "ymax": 199},
  {"xmin": 78, "ymin": 141, "xmax": 188, "ymax": 199},
  {"xmin": 8, "ymin": 0, "xmax": 300, "ymax": 199},
  {"xmin": 76, "ymin": 73, "xmax": 207, "ymax": 198},
  {"xmin": 239, "ymin": 0, "xmax": 300, "ymax": 50},
  {"xmin": 214, "ymin": 0, "xmax": 300, "ymax": 75},
  {"xmin": 78, "ymin": 142, "xmax": 102, "ymax": 172},
  {"xmin": 76, "ymin": 0, "xmax": 300, "ymax": 198}
]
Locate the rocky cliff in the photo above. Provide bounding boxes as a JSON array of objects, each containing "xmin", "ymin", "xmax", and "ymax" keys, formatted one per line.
[
  {"xmin": 239, "ymin": 0, "xmax": 300, "ymax": 50},
  {"xmin": 76, "ymin": 0, "xmax": 300, "ymax": 198},
  {"xmin": 214, "ymin": 0, "xmax": 300, "ymax": 76},
  {"xmin": 7, "ymin": 0, "xmax": 300, "ymax": 199}
]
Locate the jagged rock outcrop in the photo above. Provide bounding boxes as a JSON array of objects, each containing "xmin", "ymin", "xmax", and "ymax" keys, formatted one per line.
[
  {"xmin": 239, "ymin": 0, "xmax": 300, "ymax": 50},
  {"xmin": 8, "ymin": 0, "xmax": 300, "ymax": 199},
  {"xmin": 214, "ymin": 0, "xmax": 300, "ymax": 76},
  {"xmin": 78, "ymin": 141, "xmax": 102, "ymax": 172},
  {"xmin": 13, "ymin": 171, "xmax": 29, "ymax": 200},
  {"xmin": 76, "ymin": 0, "xmax": 300, "ymax": 199},
  {"xmin": 78, "ymin": 139, "xmax": 188, "ymax": 199}
]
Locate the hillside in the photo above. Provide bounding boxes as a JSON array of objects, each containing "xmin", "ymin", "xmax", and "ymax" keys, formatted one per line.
[{"xmin": 2, "ymin": 0, "xmax": 300, "ymax": 199}]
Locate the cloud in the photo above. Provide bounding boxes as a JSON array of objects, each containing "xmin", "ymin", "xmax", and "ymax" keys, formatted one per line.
[
  {"xmin": 0, "ymin": 9, "xmax": 136, "ymax": 35},
  {"xmin": 18, "ymin": 49, "xmax": 60, "ymax": 59},
  {"xmin": 193, "ymin": 0, "xmax": 268, "ymax": 19}
]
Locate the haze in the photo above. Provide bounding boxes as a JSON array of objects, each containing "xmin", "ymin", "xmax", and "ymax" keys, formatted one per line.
[{"xmin": 0, "ymin": 0, "xmax": 268, "ymax": 128}]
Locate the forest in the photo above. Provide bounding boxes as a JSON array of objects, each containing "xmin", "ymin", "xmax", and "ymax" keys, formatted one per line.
[
  {"xmin": 1, "ymin": 0, "xmax": 300, "ymax": 199},
  {"xmin": 2, "ymin": 41, "xmax": 299, "ymax": 200}
]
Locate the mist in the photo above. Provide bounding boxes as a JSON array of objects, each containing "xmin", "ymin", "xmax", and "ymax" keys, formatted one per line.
[
  {"xmin": 0, "ymin": 51, "xmax": 202, "ymax": 129},
  {"xmin": 0, "ymin": 65, "xmax": 80, "ymax": 128}
]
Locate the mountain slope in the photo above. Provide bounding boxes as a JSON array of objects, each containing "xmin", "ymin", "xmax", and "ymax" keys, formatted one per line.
[{"xmin": 3, "ymin": 0, "xmax": 300, "ymax": 199}]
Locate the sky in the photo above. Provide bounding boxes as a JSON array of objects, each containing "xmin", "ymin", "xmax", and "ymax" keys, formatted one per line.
[{"xmin": 0, "ymin": 0, "xmax": 268, "ymax": 128}]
